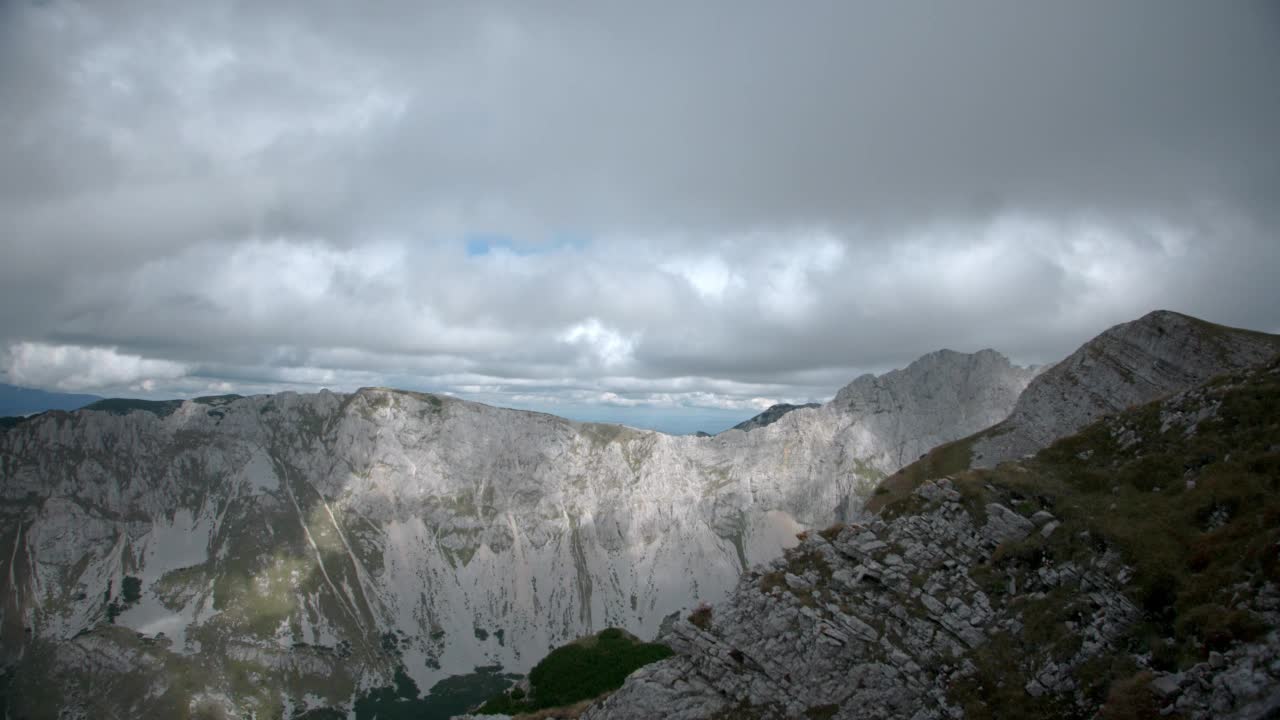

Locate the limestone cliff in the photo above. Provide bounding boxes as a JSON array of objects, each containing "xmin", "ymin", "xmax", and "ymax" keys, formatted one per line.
[{"xmin": 0, "ymin": 348, "xmax": 1035, "ymax": 717}]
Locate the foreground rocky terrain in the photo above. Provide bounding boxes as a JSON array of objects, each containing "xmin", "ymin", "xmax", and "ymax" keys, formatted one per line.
[
  {"xmin": 584, "ymin": 355, "xmax": 1280, "ymax": 720},
  {"xmin": 0, "ymin": 346, "xmax": 1032, "ymax": 717}
]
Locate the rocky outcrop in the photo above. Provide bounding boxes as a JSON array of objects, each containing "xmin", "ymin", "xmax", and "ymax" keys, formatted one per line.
[
  {"xmin": 1156, "ymin": 639, "xmax": 1280, "ymax": 720},
  {"xmin": 589, "ymin": 477, "xmax": 1280, "ymax": 719},
  {"xmin": 971, "ymin": 310, "xmax": 1280, "ymax": 468},
  {"xmin": 584, "ymin": 477, "xmax": 1141, "ymax": 720}
]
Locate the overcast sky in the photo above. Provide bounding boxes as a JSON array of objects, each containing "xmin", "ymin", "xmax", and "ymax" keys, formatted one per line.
[{"xmin": 2, "ymin": 1, "xmax": 1278, "ymax": 433}]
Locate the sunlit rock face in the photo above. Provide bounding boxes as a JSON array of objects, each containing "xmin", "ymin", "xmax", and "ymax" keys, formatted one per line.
[{"xmin": 0, "ymin": 348, "xmax": 1034, "ymax": 715}]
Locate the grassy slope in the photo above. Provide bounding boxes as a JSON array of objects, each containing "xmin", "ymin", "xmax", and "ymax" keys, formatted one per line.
[
  {"xmin": 864, "ymin": 424, "xmax": 1005, "ymax": 514},
  {"xmin": 878, "ymin": 357, "xmax": 1280, "ymax": 718}
]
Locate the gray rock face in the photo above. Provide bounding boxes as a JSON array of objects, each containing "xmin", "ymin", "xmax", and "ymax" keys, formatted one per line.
[
  {"xmin": 971, "ymin": 310, "xmax": 1280, "ymax": 468},
  {"xmin": 0, "ymin": 349, "xmax": 1034, "ymax": 713},
  {"xmin": 586, "ymin": 478, "xmax": 1280, "ymax": 720},
  {"xmin": 981, "ymin": 503, "xmax": 1035, "ymax": 545},
  {"xmin": 1152, "ymin": 631, "xmax": 1280, "ymax": 720},
  {"xmin": 829, "ymin": 349, "xmax": 1038, "ymax": 474},
  {"xmin": 583, "ymin": 478, "xmax": 1141, "ymax": 720}
]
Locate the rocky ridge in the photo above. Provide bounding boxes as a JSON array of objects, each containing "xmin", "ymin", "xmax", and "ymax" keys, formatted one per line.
[
  {"xmin": 585, "ymin": 355, "xmax": 1280, "ymax": 720},
  {"xmin": 971, "ymin": 310, "xmax": 1280, "ymax": 469}
]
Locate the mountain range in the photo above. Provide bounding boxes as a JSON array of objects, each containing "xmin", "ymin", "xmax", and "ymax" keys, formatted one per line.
[
  {"xmin": 0, "ymin": 383, "xmax": 100, "ymax": 419},
  {"xmin": 1, "ymin": 310, "xmax": 1277, "ymax": 719}
]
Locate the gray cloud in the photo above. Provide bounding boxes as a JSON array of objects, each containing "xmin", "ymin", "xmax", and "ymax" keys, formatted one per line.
[{"xmin": 1, "ymin": 0, "xmax": 1278, "ymax": 431}]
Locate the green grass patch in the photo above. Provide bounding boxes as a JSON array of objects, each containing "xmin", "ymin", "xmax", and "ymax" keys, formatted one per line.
[
  {"xmin": 938, "ymin": 356, "xmax": 1280, "ymax": 716},
  {"xmin": 867, "ymin": 428, "xmax": 995, "ymax": 514},
  {"xmin": 477, "ymin": 628, "xmax": 673, "ymax": 715},
  {"xmin": 83, "ymin": 398, "xmax": 183, "ymax": 417},
  {"xmin": 192, "ymin": 394, "xmax": 244, "ymax": 406}
]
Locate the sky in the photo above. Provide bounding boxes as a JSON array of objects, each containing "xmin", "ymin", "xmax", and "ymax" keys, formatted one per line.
[{"xmin": 2, "ymin": 1, "xmax": 1279, "ymax": 434}]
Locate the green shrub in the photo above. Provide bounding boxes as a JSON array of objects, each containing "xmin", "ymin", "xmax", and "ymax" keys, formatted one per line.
[
  {"xmin": 1099, "ymin": 672, "xmax": 1159, "ymax": 720},
  {"xmin": 477, "ymin": 628, "xmax": 673, "ymax": 714},
  {"xmin": 759, "ymin": 571, "xmax": 787, "ymax": 594},
  {"xmin": 122, "ymin": 576, "xmax": 143, "ymax": 604},
  {"xmin": 688, "ymin": 604, "xmax": 713, "ymax": 630},
  {"xmin": 1175, "ymin": 604, "xmax": 1266, "ymax": 654},
  {"xmin": 84, "ymin": 398, "xmax": 182, "ymax": 417},
  {"xmin": 818, "ymin": 523, "xmax": 845, "ymax": 542}
]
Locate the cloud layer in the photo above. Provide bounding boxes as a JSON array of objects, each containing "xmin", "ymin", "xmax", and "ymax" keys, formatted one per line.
[{"xmin": 2, "ymin": 1, "xmax": 1278, "ymax": 431}]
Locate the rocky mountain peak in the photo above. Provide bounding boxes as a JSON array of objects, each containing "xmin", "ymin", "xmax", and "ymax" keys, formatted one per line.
[
  {"xmin": 970, "ymin": 310, "xmax": 1280, "ymax": 468},
  {"xmin": 831, "ymin": 348, "xmax": 1030, "ymax": 414}
]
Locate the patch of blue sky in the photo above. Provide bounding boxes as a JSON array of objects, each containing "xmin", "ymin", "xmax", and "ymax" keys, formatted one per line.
[
  {"xmin": 464, "ymin": 234, "xmax": 587, "ymax": 257},
  {"xmin": 485, "ymin": 400, "xmax": 753, "ymax": 436}
]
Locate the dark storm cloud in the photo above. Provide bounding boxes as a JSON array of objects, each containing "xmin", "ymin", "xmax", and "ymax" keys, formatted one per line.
[{"xmin": 1, "ymin": 0, "xmax": 1278, "ymax": 426}]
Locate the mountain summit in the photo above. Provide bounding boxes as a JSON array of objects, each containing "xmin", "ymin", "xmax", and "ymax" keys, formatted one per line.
[{"xmin": 970, "ymin": 310, "xmax": 1280, "ymax": 469}]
